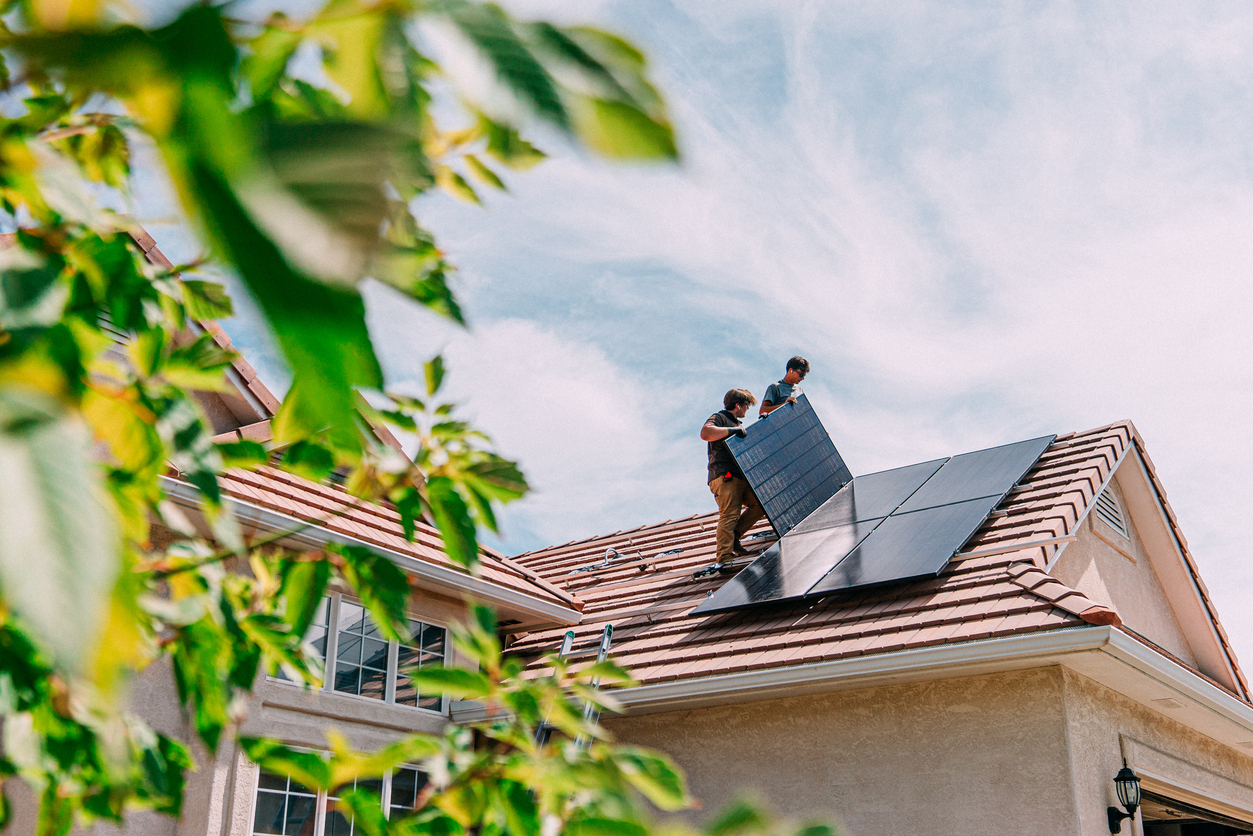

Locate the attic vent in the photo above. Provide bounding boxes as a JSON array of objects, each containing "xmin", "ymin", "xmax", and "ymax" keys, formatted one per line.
[{"xmin": 1095, "ymin": 487, "xmax": 1130, "ymax": 539}]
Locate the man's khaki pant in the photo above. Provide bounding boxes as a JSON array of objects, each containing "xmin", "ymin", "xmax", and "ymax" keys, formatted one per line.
[{"xmin": 708, "ymin": 476, "xmax": 766, "ymax": 563}]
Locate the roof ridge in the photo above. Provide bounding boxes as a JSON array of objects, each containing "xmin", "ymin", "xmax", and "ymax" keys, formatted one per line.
[{"xmin": 1004, "ymin": 561, "xmax": 1121, "ymax": 627}]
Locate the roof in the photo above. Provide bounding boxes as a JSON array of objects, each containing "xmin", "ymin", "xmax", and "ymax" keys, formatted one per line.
[
  {"xmin": 207, "ymin": 464, "xmax": 583, "ymax": 614},
  {"xmin": 507, "ymin": 422, "xmax": 1246, "ymax": 697}
]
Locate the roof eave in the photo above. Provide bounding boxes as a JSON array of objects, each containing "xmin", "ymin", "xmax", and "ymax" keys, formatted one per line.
[{"xmin": 161, "ymin": 476, "xmax": 583, "ymax": 629}]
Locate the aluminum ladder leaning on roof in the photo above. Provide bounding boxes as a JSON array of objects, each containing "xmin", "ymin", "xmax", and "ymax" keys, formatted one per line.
[{"xmin": 533, "ymin": 624, "xmax": 614, "ymax": 750}]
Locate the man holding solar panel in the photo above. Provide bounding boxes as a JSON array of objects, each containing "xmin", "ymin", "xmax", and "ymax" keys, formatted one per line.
[{"xmin": 701, "ymin": 388, "xmax": 767, "ymax": 570}]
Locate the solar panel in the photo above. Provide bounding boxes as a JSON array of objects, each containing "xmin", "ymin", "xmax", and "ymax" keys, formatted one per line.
[
  {"xmin": 693, "ymin": 519, "xmax": 881, "ymax": 612},
  {"xmin": 806, "ymin": 497, "xmax": 998, "ymax": 595},
  {"xmin": 895, "ymin": 436, "xmax": 1054, "ymax": 513},
  {"xmin": 692, "ymin": 426, "xmax": 1058, "ymax": 616},
  {"xmin": 726, "ymin": 395, "xmax": 853, "ymax": 536},
  {"xmin": 789, "ymin": 458, "xmax": 946, "ymax": 533}
]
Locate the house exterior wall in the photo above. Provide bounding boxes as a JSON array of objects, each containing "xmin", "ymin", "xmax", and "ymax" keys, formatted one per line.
[
  {"xmin": 1061, "ymin": 668, "xmax": 1253, "ymax": 835},
  {"xmin": 1051, "ymin": 476, "xmax": 1197, "ymax": 667},
  {"xmin": 605, "ymin": 667, "xmax": 1081, "ymax": 836}
]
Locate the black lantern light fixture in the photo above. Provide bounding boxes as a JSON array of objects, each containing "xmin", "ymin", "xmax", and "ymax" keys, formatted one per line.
[{"xmin": 1108, "ymin": 760, "xmax": 1142, "ymax": 833}]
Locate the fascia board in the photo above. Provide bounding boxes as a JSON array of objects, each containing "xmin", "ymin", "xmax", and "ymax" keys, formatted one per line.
[
  {"xmin": 1095, "ymin": 628, "xmax": 1253, "ymax": 740},
  {"xmin": 450, "ymin": 626, "xmax": 1112, "ymax": 723},
  {"xmin": 160, "ymin": 476, "xmax": 582, "ymax": 627}
]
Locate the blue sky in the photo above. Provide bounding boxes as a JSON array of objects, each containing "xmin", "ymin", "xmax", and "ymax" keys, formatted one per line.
[{"xmin": 133, "ymin": 2, "xmax": 1253, "ymax": 660}]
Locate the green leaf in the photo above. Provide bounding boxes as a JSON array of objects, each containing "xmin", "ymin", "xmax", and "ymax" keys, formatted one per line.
[
  {"xmin": 277, "ymin": 439, "xmax": 336, "ymax": 482},
  {"xmin": 464, "ymin": 458, "xmax": 527, "ymax": 501},
  {"xmin": 498, "ymin": 781, "xmax": 539, "ymax": 836},
  {"xmin": 426, "ymin": 477, "xmax": 477, "ymax": 568},
  {"xmin": 566, "ymin": 818, "xmax": 648, "ymax": 836},
  {"xmin": 706, "ymin": 800, "xmax": 767, "ymax": 836},
  {"xmin": 243, "ymin": 16, "xmax": 303, "ymax": 100},
  {"xmin": 425, "ymin": 355, "xmax": 445, "ymax": 397},
  {"xmin": 216, "ymin": 439, "xmax": 269, "ymax": 468},
  {"xmin": 310, "ymin": 0, "xmax": 390, "ymax": 119},
  {"xmin": 435, "ymin": 165, "xmax": 480, "ymax": 204},
  {"xmin": 336, "ymin": 789, "xmax": 390, "ymax": 836},
  {"xmin": 404, "ymin": 667, "xmax": 492, "ymax": 701},
  {"xmin": 280, "ymin": 559, "xmax": 331, "ymax": 638},
  {"xmin": 0, "ymin": 389, "xmax": 119, "ymax": 672},
  {"xmin": 440, "ymin": 1, "xmax": 567, "ymax": 129},
  {"xmin": 572, "ymin": 97, "xmax": 677, "ymax": 160},
  {"xmin": 464, "ymin": 154, "xmax": 505, "ymax": 190},
  {"xmin": 180, "ymin": 279, "xmax": 234, "ymax": 320},
  {"xmin": 613, "ymin": 748, "xmax": 689, "ymax": 811},
  {"xmin": 240, "ymin": 737, "xmax": 332, "ymax": 790},
  {"xmin": 338, "ymin": 545, "xmax": 411, "ymax": 643},
  {"xmin": 479, "ymin": 116, "xmax": 545, "ymax": 170},
  {"xmin": 189, "ymin": 165, "xmax": 382, "ymax": 452}
]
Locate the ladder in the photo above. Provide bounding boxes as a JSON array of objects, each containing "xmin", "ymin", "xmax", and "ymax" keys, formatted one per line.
[{"xmin": 533, "ymin": 624, "xmax": 613, "ymax": 750}]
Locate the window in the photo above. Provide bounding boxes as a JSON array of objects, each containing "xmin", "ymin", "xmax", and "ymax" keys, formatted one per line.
[
  {"xmin": 273, "ymin": 594, "xmax": 448, "ymax": 713},
  {"xmin": 333, "ymin": 601, "xmax": 389, "ymax": 700},
  {"xmin": 253, "ymin": 770, "xmax": 318, "ymax": 835},
  {"xmin": 394, "ymin": 619, "xmax": 446, "ymax": 711},
  {"xmin": 252, "ymin": 765, "xmax": 426, "ymax": 836}
]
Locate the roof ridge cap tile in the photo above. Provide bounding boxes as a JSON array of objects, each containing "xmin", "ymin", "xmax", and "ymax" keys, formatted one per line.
[{"xmin": 1005, "ymin": 561, "xmax": 1121, "ymax": 627}]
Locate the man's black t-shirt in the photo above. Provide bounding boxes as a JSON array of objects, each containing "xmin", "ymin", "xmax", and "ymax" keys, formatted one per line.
[{"xmin": 706, "ymin": 410, "xmax": 745, "ymax": 482}]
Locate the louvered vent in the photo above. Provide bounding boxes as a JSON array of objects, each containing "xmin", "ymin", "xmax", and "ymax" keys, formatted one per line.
[{"xmin": 1095, "ymin": 487, "xmax": 1130, "ymax": 539}]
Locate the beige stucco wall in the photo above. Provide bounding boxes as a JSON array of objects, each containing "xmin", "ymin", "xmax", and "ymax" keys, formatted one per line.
[
  {"xmin": 1051, "ymin": 476, "xmax": 1197, "ymax": 667},
  {"xmin": 1062, "ymin": 668, "xmax": 1253, "ymax": 835},
  {"xmin": 605, "ymin": 667, "xmax": 1081, "ymax": 836}
]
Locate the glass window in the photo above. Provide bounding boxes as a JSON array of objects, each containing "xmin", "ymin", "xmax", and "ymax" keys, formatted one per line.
[
  {"xmin": 333, "ymin": 601, "xmax": 389, "ymax": 700},
  {"xmin": 253, "ymin": 770, "xmax": 318, "ymax": 836},
  {"xmin": 323, "ymin": 777, "xmax": 384, "ymax": 836},
  {"xmin": 388, "ymin": 767, "xmax": 428, "ymax": 819},
  {"xmin": 275, "ymin": 596, "xmax": 332, "ymax": 683},
  {"xmin": 394, "ymin": 619, "xmax": 446, "ymax": 711}
]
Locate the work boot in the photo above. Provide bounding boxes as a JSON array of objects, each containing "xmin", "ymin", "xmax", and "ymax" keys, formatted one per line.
[
  {"xmin": 716, "ymin": 561, "xmax": 739, "ymax": 574},
  {"xmin": 731, "ymin": 538, "xmax": 752, "ymax": 556}
]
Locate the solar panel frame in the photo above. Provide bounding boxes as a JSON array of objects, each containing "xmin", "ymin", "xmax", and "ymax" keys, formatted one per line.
[{"xmin": 726, "ymin": 395, "xmax": 853, "ymax": 536}]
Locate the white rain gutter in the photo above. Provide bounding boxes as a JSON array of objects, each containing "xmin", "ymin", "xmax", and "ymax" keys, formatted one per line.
[{"xmin": 160, "ymin": 476, "xmax": 583, "ymax": 626}]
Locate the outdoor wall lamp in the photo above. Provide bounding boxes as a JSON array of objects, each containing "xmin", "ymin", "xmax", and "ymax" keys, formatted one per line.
[{"xmin": 1107, "ymin": 761, "xmax": 1142, "ymax": 833}]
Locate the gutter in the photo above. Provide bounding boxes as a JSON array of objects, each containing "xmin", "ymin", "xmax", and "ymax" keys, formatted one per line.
[{"xmin": 160, "ymin": 476, "xmax": 583, "ymax": 626}]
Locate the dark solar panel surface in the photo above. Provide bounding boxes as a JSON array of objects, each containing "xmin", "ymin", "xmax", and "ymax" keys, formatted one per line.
[
  {"xmin": 896, "ymin": 436, "xmax": 1054, "ymax": 513},
  {"xmin": 726, "ymin": 395, "xmax": 853, "ymax": 536},
  {"xmin": 692, "ymin": 433, "xmax": 1056, "ymax": 615},
  {"xmin": 807, "ymin": 497, "xmax": 998, "ymax": 595}
]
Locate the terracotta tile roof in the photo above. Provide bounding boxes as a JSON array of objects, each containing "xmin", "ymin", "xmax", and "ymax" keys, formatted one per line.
[
  {"xmin": 209, "ymin": 465, "xmax": 582, "ymax": 613},
  {"xmin": 506, "ymin": 422, "xmax": 1240, "ymax": 692}
]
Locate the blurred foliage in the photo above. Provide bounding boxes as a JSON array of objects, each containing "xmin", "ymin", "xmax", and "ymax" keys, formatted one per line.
[{"xmin": 0, "ymin": 2, "xmax": 829, "ymax": 836}]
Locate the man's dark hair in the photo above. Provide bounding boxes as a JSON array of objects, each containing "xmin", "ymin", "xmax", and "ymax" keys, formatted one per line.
[
  {"xmin": 724, "ymin": 388, "xmax": 757, "ymax": 410},
  {"xmin": 786, "ymin": 356, "xmax": 810, "ymax": 374}
]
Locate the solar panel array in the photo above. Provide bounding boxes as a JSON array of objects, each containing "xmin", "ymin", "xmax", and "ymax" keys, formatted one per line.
[
  {"xmin": 725, "ymin": 395, "xmax": 853, "ymax": 537},
  {"xmin": 692, "ymin": 433, "xmax": 1055, "ymax": 615}
]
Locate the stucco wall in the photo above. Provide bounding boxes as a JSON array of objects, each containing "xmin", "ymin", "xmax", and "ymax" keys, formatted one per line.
[
  {"xmin": 605, "ymin": 667, "xmax": 1080, "ymax": 836},
  {"xmin": 1051, "ymin": 476, "xmax": 1196, "ymax": 667},
  {"xmin": 1061, "ymin": 668, "xmax": 1253, "ymax": 835}
]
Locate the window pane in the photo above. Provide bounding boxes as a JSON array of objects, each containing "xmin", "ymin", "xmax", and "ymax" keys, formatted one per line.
[
  {"xmin": 285, "ymin": 793, "xmax": 317, "ymax": 835},
  {"xmin": 253, "ymin": 791, "xmax": 286, "ymax": 835},
  {"xmin": 389, "ymin": 767, "xmax": 428, "ymax": 817},
  {"xmin": 420, "ymin": 624, "xmax": 445, "ymax": 655},
  {"xmin": 258, "ymin": 771, "xmax": 289, "ymax": 792},
  {"xmin": 393, "ymin": 622, "xmax": 445, "ymax": 710},
  {"xmin": 323, "ymin": 809, "xmax": 352, "ymax": 836},
  {"xmin": 275, "ymin": 596, "xmax": 332, "ymax": 683},
  {"xmin": 359, "ymin": 665, "xmax": 386, "ymax": 701},
  {"xmin": 338, "ymin": 602, "xmax": 366, "ymax": 634},
  {"xmin": 337, "ymin": 634, "xmax": 362, "ymax": 666},
  {"xmin": 334, "ymin": 665, "xmax": 361, "ymax": 696},
  {"xmin": 361, "ymin": 638, "xmax": 388, "ymax": 670}
]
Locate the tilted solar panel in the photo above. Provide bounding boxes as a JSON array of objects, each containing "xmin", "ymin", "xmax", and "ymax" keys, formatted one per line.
[
  {"xmin": 691, "ymin": 432, "xmax": 1056, "ymax": 616},
  {"xmin": 726, "ymin": 395, "xmax": 853, "ymax": 537}
]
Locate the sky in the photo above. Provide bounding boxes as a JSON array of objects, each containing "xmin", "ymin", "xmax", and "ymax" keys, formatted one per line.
[{"xmin": 128, "ymin": 2, "xmax": 1253, "ymax": 661}]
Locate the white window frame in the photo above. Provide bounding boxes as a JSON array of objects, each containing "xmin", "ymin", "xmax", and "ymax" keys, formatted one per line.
[
  {"xmin": 249, "ymin": 754, "xmax": 428, "ymax": 836},
  {"xmin": 270, "ymin": 591, "xmax": 449, "ymax": 715}
]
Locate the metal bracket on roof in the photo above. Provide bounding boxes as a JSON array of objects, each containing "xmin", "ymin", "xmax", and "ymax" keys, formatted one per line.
[{"xmin": 569, "ymin": 547, "xmax": 638, "ymax": 574}]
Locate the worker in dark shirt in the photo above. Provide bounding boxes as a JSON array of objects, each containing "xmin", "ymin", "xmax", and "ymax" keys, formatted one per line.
[
  {"xmin": 700, "ymin": 389, "xmax": 766, "ymax": 567},
  {"xmin": 760, "ymin": 356, "xmax": 809, "ymax": 417}
]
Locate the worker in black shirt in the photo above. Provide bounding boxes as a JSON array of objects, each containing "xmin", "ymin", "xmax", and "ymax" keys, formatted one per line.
[{"xmin": 700, "ymin": 388, "xmax": 766, "ymax": 568}]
